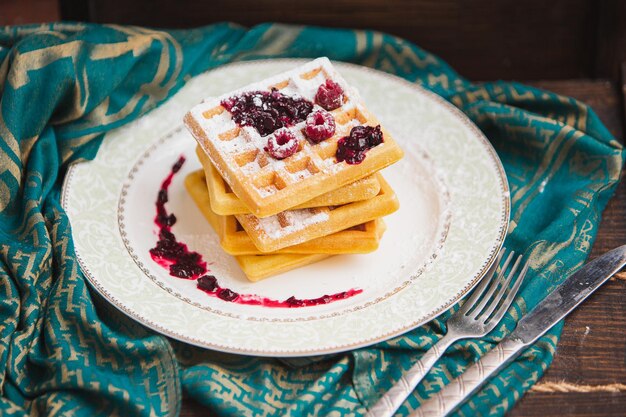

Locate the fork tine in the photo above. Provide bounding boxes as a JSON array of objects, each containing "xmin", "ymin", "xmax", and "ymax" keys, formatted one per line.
[
  {"xmin": 483, "ymin": 259, "xmax": 529, "ymax": 325},
  {"xmin": 475, "ymin": 254, "xmax": 523, "ymax": 321},
  {"xmin": 465, "ymin": 250, "xmax": 515, "ymax": 318},
  {"xmin": 457, "ymin": 249, "xmax": 505, "ymax": 315}
]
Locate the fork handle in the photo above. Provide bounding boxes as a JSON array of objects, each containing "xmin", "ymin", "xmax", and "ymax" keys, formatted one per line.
[
  {"xmin": 365, "ymin": 333, "xmax": 457, "ymax": 417},
  {"xmin": 410, "ymin": 338, "xmax": 525, "ymax": 417}
]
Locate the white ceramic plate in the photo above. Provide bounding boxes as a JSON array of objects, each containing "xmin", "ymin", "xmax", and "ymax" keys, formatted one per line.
[{"xmin": 62, "ymin": 60, "xmax": 509, "ymax": 357}]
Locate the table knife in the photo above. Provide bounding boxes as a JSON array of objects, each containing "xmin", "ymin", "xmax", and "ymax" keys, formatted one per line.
[{"xmin": 410, "ymin": 244, "xmax": 626, "ymax": 417}]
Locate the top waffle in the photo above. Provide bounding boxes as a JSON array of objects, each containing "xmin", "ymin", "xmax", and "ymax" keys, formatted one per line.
[{"xmin": 184, "ymin": 57, "xmax": 404, "ymax": 218}]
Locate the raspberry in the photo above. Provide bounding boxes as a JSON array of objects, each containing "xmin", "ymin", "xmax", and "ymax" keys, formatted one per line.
[
  {"xmin": 304, "ymin": 110, "xmax": 336, "ymax": 143},
  {"xmin": 266, "ymin": 128, "xmax": 299, "ymax": 159},
  {"xmin": 315, "ymin": 80, "xmax": 344, "ymax": 110}
]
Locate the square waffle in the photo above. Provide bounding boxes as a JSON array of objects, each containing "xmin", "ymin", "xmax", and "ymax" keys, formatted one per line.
[
  {"xmin": 184, "ymin": 57, "xmax": 404, "ymax": 218},
  {"xmin": 185, "ymin": 169, "xmax": 386, "ymax": 255},
  {"xmin": 235, "ymin": 253, "xmax": 332, "ymax": 282},
  {"xmin": 195, "ymin": 145, "xmax": 381, "ymax": 215},
  {"xmin": 235, "ymin": 175, "xmax": 398, "ymax": 253}
]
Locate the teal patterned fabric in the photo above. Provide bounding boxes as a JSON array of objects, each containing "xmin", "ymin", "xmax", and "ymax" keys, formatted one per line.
[{"xmin": 0, "ymin": 22, "xmax": 623, "ymax": 416}]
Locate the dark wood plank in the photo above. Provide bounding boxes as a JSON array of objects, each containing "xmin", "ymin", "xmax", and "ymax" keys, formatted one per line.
[
  {"xmin": 180, "ymin": 396, "xmax": 215, "ymax": 417},
  {"xmin": 83, "ymin": 0, "xmax": 596, "ymax": 81},
  {"xmin": 509, "ymin": 392, "xmax": 626, "ymax": 417},
  {"xmin": 0, "ymin": 0, "xmax": 59, "ymax": 25},
  {"xmin": 622, "ymin": 63, "xmax": 626, "ymax": 126},
  {"xmin": 594, "ymin": 0, "xmax": 626, "ymax": 81},
  {"xmin": 540, "ymin": 279, "xmax": 626, "ymax": 384},
  {"xmin": 57, "ymin": 0, "xmax": 90, "ymax": 22}
]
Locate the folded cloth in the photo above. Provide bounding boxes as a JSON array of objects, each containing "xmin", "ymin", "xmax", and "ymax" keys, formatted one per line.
[{"xmin": 0, "ymin": 22, "xmax": 623, "ymax": 417}]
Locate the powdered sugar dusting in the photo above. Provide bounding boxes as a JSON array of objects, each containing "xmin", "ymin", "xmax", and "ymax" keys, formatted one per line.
[
  {"xmin": 198, "ymin": 111, "xmax": 235, "ymax": 135},
  {"xmin": 282, "ymin": 71, "xmax": 327, "ymax": 101},
  {"xmin": 285, "ymin": 168, "xmax": 313, "ymax": 182},
  {"xmin": 188, "ymin": 58, "xmax": 362, "ymax": 178},
  {"xmin": 253, "ymin": 209, "xmax": 330, "ymax": 239},
  {"xmin": 240, "ymin": 159, "xmax": 262, "ymax": 175}
]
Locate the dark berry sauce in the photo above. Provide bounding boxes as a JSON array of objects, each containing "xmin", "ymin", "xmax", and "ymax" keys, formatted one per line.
[
  {"xmin": 150, "ymin": 156, "xmax": 208, "ymax": 279},
  {"xmin": 221, "ymin": 89, "xmax": 313, "ymax": 137},
  {"xmin": 197, "ymin": 275, "xmax": 363, "ymax": 308},
  {"xmin": 150, "ymin": 157, "xmax": 363, "ymax": 308},
  {"xmin": 336, "ymin": 125, "xmax": 384, "ymax": 165}
]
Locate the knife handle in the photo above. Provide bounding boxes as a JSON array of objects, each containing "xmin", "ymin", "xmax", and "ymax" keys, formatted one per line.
[
  {"xmin": 411, "ymin": 338, "xmax": 525, "ymax": 417},
  {"xmin": 366, "ymin": 334, "xmax": 456, "ymax": 417}
]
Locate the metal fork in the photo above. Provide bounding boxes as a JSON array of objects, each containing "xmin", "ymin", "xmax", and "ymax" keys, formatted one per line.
[{"xmin": 365, "ymin": 248, "xmax": 530, "ymax": 417}]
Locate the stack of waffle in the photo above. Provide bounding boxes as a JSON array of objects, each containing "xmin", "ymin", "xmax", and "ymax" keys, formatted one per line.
[{"xmin": 183, "ymin": 58, "xmax": 404, "ymax": 281}]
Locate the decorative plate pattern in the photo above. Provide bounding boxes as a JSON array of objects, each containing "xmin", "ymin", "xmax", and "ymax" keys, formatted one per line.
[{"xmin": 62, "ymin": 59, "xmax": 509, "ymax": 356}]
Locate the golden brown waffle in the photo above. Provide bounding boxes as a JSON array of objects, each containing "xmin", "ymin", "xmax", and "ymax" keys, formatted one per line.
[
  {"xmin": 185, "ymin": 169, "xmax": 386, "ymax": 255},
  {"xmin": 235, "ymin": 175, "xmax": 398, "ymax": 253},
  {"xmin": 235, "ymin": 253, "xmax": 332, "ymax": 282},
  {"xmin": 184, "ymin": 57, "xmax": 404, "ymax": 218},
  {"xmin": 195, "ymin": 146, "xmax": 381, "ymax": 215}
]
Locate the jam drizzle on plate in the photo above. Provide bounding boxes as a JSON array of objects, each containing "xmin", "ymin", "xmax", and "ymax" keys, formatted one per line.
[
  {"xmin": 149, "ymin": 156, "xmax": 207, "ymax": 279},
  {"xmin": 148, "ymin": 156, "xmax": 363, "ymax": 308}
]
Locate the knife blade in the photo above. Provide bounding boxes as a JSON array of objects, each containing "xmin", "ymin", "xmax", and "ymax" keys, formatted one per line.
[{"xmin": 411, "ymin": 244, "xmax": 626, "ymax": 417}]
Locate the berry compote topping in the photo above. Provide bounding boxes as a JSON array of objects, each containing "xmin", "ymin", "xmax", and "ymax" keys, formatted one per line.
[
  {"xmin": 149, "ymin": 156, "xmax": 363, "ymax": 308},
  {"xmin": 315, "ymin": 79, "xmax": 344, "ymax": 111},
  {"xmin": 336, "ymin": 125, "xmax": 384, "ymax": 165},
  {"xmin": 265, "ymin": 128, "xmax": 299, "ymax": 159},
  {"xmin": 304, "ymin": 109, "xmax": 336, "ymax": 143},
  {"xmin": 149, "ymin": 156, "xmax": 208, "ymax": 279},
  {"xmin": 221, "ymin": 89, "xmax": 314, "ymax": 137}
]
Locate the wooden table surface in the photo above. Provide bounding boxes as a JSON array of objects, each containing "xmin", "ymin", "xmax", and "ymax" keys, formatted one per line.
[{"xmin": 181, "ymin": 78, "xmax": 626, "ymax": 416}]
